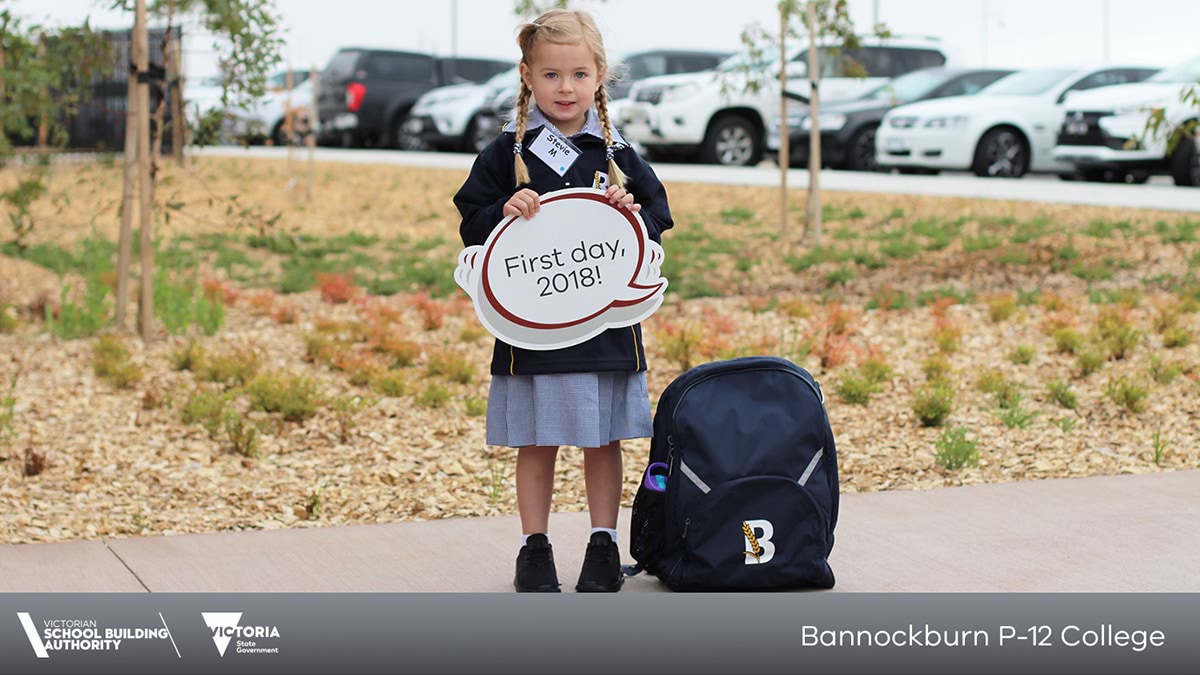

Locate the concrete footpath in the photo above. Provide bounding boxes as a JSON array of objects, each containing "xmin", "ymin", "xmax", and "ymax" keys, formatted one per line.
[{"xmin": 2, "ymin": 470, "xmax": 1197, "ymax": 593}]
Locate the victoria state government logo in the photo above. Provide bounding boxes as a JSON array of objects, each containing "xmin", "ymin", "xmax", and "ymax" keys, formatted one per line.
[{"xmin": 201, "ymin": 612, "xmax": 281, "ymax": 656}]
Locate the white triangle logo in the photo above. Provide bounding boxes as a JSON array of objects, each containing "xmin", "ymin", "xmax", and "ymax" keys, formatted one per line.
[{"xmin": 201, "ymin": 612, "xmax": 242, "ymax": 657}]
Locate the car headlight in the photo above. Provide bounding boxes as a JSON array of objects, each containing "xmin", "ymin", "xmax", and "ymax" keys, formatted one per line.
[
  {"xmin": 659, "ymin": 82, "xmax": 700, "ymax": 103},
  {"xmin": 801, "ymin": 113, "xmax": 847, "ymax": 131},
  {"xmin": 924, "ymin": 115, "xmax": 970, "ymax": 129}
]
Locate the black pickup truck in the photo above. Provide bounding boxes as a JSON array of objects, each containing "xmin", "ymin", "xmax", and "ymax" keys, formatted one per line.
[{"xmin": 317, "ymin": 48, "xmax": 510, "ymax": 148}]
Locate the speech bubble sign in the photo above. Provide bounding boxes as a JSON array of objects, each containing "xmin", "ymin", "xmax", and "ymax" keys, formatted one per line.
[{"xmin": 455, "ymin": 188, "xmax": 668, "ymax": 350}]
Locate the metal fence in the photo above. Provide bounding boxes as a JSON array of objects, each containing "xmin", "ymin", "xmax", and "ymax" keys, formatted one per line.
[{"xmin": 64, "ymin": 26, "xmax": 182, "ymax": 151}]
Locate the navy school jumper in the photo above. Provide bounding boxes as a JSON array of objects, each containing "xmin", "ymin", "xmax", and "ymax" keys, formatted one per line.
[{"xmin": 453, "ymin": 109, "xmax": 674, "ymax": 376}]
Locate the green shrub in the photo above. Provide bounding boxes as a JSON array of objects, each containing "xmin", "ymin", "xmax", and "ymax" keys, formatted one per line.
[
  {"xmin": 997, "ymin": 399, "xmax": 1038, "ymax": 429},
  {"xmin": 1162, "ymin": 327, "xmax": 1191, "ymax": 348},
  {"xmin": 1053, "ymin": 328, "xmax": 1082, "ymax": 354},
  {"xmin": 416, "ymin": 383, "xmax": 451, "ymax": 408},
  {"xmin": 0, "ymin": 304, "xmax": 18, "ymax": 334},
  {"xmin": 1147, "ymin": 355, "xmax": 1181, "ymax": 385},
  {"xmin": 987, "ymin": 295, "xmax": 1017, "ymax": 322},
  {"xmin": 465, "ymin": 396, "xmax": 487, "ymax": 417},
  {"xmin": 181, "ymin": 388, "xmax": 232, "ymax": 438},
  {"xmin": 912, "ymin": 381, "xmax": 955, "ymax": 427},
  {"xmin": 934, "ymin": 426, "xmax": 979, "ymax": 470},
  {"xmin": 222, "ymin": 409, "xmax": 261, "ymax": 457},
  {"xmin": 246, "ymin": 372, "xmax": 321, "ymax": 421},
  {"xmin": 1009, "ymin": 345, "xmax": 1035, "ymax": 365},
  {"xmin": 1094, "ymin": 310, "xmax": 1139, "ymax": 360},
  {"xmin": 836, "ymin": 372, "xmax": 876, "ymax": 406},
  {"xmin": 975, "ymin": 370, "xmax": 1022, "ymax": 410},
  {"xmin": 92, "ymin": 336, "xmax": 142, "ymax": 388},
  {"xmin": 371, "ymin": 370, "xmax": 408, "ymax": 397},
  {"xmin": 0, "ymin": 377, "xmax": 16, "ymax": 444},
  {"xmin": 1046, "ymin": 380, "xmax": 1078, "ymax": 409},
  {"xmin": 169, "ymin": 339, "xmax": 203, "ymax": 371},
  {"xmin": 426, "ymin": 350, "xmax": 475, "ymax": 384},
  {"xmin": 1076, "ymin": 350, "xmax": 1105, "ymax": 377},
  {"xmin": 46, "ymin": 277, "xmax": 109, "ymax": 340},
  {"xmin": 858, "ymin": 357, "xmax": 894, "ymax": 385},
  {"xmin": 1104, "ymin": 377, "xmax": 1148, "ymax": 414},
  {"xmin": 197, "ymin": 347, "xmax": 260, "ymax": 387},
  {"xmin": 922, "ymin": 355, "xmax": 953, "ymax": 382}
]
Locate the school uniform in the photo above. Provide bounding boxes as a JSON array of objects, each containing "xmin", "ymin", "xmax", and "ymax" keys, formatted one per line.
[{"xmin": 454, "ymin": 105, "xmax": 674, "ymax": 448}]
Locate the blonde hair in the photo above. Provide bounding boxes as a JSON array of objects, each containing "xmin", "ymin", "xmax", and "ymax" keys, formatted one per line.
[{"xmin": 513, "ymin": 9, "xmax": 627, "ymax": 189}]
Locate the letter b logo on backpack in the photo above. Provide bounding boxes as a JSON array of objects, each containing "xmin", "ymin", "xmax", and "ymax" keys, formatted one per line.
[{"xmin": 742, "ymin": 519, "xmax": 775, "ymax": 565}]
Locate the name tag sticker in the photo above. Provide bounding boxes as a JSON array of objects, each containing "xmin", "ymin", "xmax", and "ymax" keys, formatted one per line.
[{"xmin": 529, "ymin": 127, "xmax": 580, "ymax": 176}]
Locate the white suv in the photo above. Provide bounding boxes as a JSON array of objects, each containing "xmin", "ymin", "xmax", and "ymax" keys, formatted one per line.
[
  {"xmin": 617, "ymin": 38, "xmax": 948, "ymax": 165},
  {"xmin": 1053, "ymin": 55, "xmax": 1200, "ymax": 186}
]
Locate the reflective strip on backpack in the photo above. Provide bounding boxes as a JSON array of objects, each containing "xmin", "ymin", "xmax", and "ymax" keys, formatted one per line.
[
  {"xmin": 798, "ymin": 448, "xmax": 824, "ymax": 487},
  {"xmin": 679, "ymin": 460, "xmax": 711, "ymax": 494}
]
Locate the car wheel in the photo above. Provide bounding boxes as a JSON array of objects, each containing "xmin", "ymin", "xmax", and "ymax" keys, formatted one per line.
[
  {"xmin": 972, "ymin": 127, "xmax": 1028, "ymax": 178},
  {"xmin": 393, "ymin": 114, "xmax": 426, "ymax": 151},
  {"xmin": 844, "ymin": 125, "xmax": 882, "ymax": 172},
  {"xmin": 1170, "ymin": 134, "xmax": 1200, "ymax": 187},
  {"xmin": 271, "ymin": 120, "xmax": 298, "ymax": 148},
  {"xmin": 465, "ymin": 115, "xmax": 494, "ymax": 154},
  {"xmin": 700, "ymin": 115, "xmax": 762, "ymax": 166}
]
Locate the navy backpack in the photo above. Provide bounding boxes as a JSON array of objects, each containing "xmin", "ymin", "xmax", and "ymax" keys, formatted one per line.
[{"xmin": 628, "ymin": 356, "xmax": 838, "ymax": 591}]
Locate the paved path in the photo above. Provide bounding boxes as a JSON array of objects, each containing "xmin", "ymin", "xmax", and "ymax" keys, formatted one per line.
[
  {"xmin": 194, "ymin": 146, "xmax": 1200, "ymax": 213},
  {"xmin": 3, "ymin": 470, "xmax": 1196, "ymax": 593}
]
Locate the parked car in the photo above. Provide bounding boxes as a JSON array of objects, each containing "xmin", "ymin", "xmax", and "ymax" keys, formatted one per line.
[
  {"xmin": 618, "ymin": 37, "xmax": 949, "ymax": 166},
  {"xmin": 610, "ymin": 49, "xmax": 733, "ymax": 100},
  {"xmin": 875, "ymin": 65, "xmax": 1159, "ymax": 177},
  {"xmin": 767, "ymin": 67, "xmax": 1013, "ymax": 170},
  {"xmin": 470, "ymin": 49, "xmax": 730, "ymax": 153},
  {"xmin": 404, "ymin": 67, "xmax": 520, "ymax": 153},
  {"xmin": 186, "ymin": 70, "xmax": 316, "ymax": 145},
  {"xmin": 316, "ymin": 48, "xmax": 510, "ymax": 148},
  {"xmin": 1053, "ymin": 55, "xmax": 1200, "ymax": 186}
]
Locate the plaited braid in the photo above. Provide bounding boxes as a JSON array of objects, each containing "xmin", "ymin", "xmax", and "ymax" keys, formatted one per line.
[
  {"xmin": 512, "ymin": 83, "xmax": 533, "ymax": 186},
  {"xmin": 595, "ymin": 85, "xmax": 627, "ymax": 190}
]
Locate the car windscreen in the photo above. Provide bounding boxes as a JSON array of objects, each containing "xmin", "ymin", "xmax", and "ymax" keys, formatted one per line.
[
  {"xmin": 980, "ymin": 69, "xmax": 1075, "ymax": 96},
  {"xmin": 860, "ymin": 69, "xmax": 950, "ymax": 103},
  {"xmin": 323, "ymin": 51, "xmax": 360, "ymax": 80},
  {"xmin": 1148, "ymin": 56, "xmax": 1200, "ymax": 84}
]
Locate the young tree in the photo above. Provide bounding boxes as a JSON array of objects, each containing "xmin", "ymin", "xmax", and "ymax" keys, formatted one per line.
[
  {"xmin": 107, "ymin": 0, "xmax": 283, "ymax": 338},
  {"xmin": 728, "ymin": 0, "xmax": 884, "ymax": 248}
]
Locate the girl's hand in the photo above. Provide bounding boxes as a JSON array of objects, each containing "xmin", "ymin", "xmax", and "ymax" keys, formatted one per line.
[
  {"xmin": 605, "ymin": 185, "xmax": 642, "ymax": 213},
  {"xmin": 503, "ymin": 188, "xmax": 541, "ymax": 219}
]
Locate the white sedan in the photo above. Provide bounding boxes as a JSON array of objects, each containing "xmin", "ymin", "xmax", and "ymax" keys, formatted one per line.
[{"xmin": 875, "ymin": 66, "xmax": 1158, "ymax": 177}]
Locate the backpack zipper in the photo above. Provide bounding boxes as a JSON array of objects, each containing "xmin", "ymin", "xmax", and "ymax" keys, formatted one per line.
[{"xmin": 668, "ymin": 365, "xmax": 824, "ymax": 441}]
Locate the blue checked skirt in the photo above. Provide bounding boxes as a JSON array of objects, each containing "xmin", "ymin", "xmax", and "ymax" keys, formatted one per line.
[{"xmin": 486, "ymin": 371, "xmax": 653, "ymax": 448}]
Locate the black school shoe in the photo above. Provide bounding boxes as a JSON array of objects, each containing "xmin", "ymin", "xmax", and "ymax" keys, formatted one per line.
[
  {"xmin": 575, "ymin": 532, "xmax": 624, "ymax": 593},
  {"xmin": 514, "ymin": 534, "xmax": 561, "ymax": 592}
]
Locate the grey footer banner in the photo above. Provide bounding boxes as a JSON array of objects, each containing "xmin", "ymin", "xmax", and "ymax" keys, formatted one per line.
[{"xmin": 0, "ymin": 593, "xmax": 1197, "ymax": 674}]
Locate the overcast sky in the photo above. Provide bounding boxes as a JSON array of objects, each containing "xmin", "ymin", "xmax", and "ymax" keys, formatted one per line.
[{"xmin": 10, "ymin": 0, "xmax": 1198, "ymax": 79}]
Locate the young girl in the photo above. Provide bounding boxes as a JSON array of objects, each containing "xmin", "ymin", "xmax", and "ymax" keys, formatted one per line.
[{"xmin": 453, "ymin": 8, "xmax": 673, "ymax": 593}]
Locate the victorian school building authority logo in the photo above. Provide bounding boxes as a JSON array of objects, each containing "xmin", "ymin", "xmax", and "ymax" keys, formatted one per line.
[{"xmin": 17, "ymin": 612, "xmax": 179, "ymax": 659}]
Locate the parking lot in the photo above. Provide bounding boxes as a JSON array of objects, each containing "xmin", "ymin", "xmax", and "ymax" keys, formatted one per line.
[{"xmin": 196, "ymin": 145, "xmax": 1200, "ymax": 213}]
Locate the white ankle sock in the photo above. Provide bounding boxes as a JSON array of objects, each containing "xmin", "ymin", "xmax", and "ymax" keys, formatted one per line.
[
  {"xmin": 521, "ymin": 533, "xmax": 548, "ymax": 547},
  {"xmin": 590, "ymin": 527, "xmax": 618, "ymax": 543}
]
